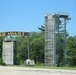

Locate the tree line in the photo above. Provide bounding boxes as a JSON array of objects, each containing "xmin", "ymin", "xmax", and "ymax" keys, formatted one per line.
[{"xmin": 0, "ymin": 30, "xmax": 76, "ymax": 66}]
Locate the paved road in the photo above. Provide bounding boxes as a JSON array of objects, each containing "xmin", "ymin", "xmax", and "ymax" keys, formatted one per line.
[{"xmin": 0, "ymin": 66, "xmax": 76, "ymax": 75}]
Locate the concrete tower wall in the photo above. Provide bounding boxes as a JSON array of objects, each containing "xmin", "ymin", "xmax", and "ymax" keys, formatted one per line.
[
  {"xmin": 45, "ymin": 14, "xmax": 56, "ymax": 66},
  {"xmin": 2, "ymin": 41, "xmax": 14, "ymax": 65}
]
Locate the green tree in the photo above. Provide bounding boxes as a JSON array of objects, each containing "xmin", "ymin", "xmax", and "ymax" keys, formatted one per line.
[
  {"xmin": 66, "ymin": 36, "xmax": 76, "ymax": 66},
  {"xmin": 30, "ymin": 32, "xmax": 44, "ymax": 63},
  {"xmin": 16, "ymin": 37, "xmax": 28, "ymax": 64},
  {"xmin": 38, "ymin": 24, "xmax": 45, "ymax": 31}
]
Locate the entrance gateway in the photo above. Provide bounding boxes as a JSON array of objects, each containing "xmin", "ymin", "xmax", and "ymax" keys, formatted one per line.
[{"xmin": 1, "ymin": 31, "xmax": 29, "ymax": 65}]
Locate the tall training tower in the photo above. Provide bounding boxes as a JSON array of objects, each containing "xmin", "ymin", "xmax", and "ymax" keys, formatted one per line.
[
  {"xmin": 45, "ymin": 13, "xmax": 71, "ymax": 66},
  {"xmin": 45, "ymin": 14, "xmax": 56, "ymax": 66}
]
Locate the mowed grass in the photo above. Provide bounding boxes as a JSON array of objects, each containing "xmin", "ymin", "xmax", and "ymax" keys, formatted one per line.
[
  {"xmin": 28, "ymin": 63, "xmax": 76, "ymax": 70},
  {"xmin": 13, "ymin": 64, "xmax": 76, "ymax": 70},
  {"xmin": 3, "ymin": 63, "xmax": 76, "ymax": 70},
  {"xmin": 31, "ymin": 65, "xmax": 76, "ymax": 70}
]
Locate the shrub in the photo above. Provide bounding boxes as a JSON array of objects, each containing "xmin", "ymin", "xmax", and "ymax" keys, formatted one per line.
[{"xmin": 0, "ymin": 58, "xmax": 6, "ymax": 66}]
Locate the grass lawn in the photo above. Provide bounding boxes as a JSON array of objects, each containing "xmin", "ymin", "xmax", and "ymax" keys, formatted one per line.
[
  {"xmin": 31, "ymin": 65, "xmax": 76, "ymax": 70},
  {"xmin": 14, "ymin": 64, "xmax": 76, "ymax": 70},
  {"xmin": 3, "ymin": 64, "xmax": 76, "ymax": 70}
]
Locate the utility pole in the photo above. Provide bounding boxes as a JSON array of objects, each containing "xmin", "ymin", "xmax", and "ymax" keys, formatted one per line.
[{"xmin": 27, "ymin": 36, "xmax": 29, "ymax": 59}]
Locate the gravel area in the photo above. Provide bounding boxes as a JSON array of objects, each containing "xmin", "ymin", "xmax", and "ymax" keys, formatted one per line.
[{"xmin": 0, "ymin": 66, "xmax": 76, "ymax": 75}]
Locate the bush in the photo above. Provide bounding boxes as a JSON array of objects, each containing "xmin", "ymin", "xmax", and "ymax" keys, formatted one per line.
[
  {"xmin": 0, "ymin": 58, "xmax": 3, "ymax": 64},
  {"xmin": 0, "ymin": 58, "xmax": 6, "ymax": 66},
  {"xmin": 2, "ymin": 62, "xmax": 6, "ymax": 66}
]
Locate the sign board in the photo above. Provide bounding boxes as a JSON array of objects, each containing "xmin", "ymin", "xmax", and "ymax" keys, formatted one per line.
[{"xmin": 0, "ymin": 31, "xmax": 29, "ymax": 36}]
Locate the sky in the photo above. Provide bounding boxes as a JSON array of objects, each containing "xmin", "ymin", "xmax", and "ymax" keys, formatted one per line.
[{"xmin": 0, "ymin": 0, "xmax": 76, "ymax": 36}]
